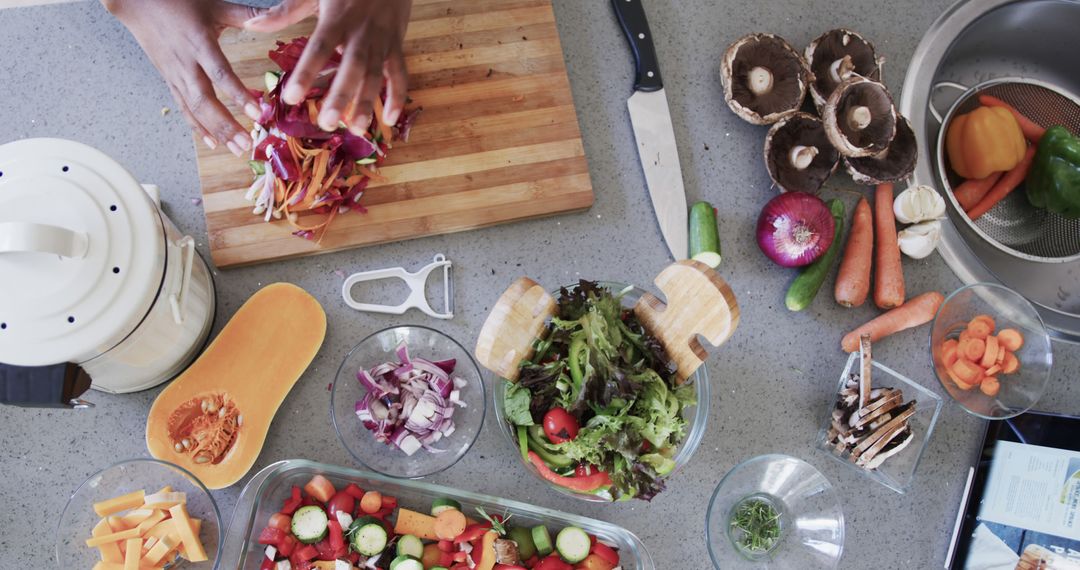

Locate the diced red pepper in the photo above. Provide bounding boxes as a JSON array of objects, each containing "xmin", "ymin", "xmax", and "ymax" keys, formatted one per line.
[
  {"xmin": 494, "ymin": 565, "xmax": 527, "ymax": 570},
  {"xmin": 328, "ymin": 519, "xmax": 346, "ymax": 551},
  {"xmin": 527, "ymin": 451, "xmax": 611, "ymax": 492},
  {"xmin": 277, "ymin": 534, "xmax": 298, "ymax": 557},
  {"xmin": 260, "ymin": 556, "xmax": 276, "ymax": 570},
  {"xmin": 374, "ymin": 505, "xmax": 395, "ymax": 519},
  {"xmin": 453, "ymin": 523, "xmax": 493, "ymax": 544},
  {"xmin": 591, "ymin": 542, "xmax": 620, "ymax": 565},
  {"xmin": 439, "ymin": 552, "xmax": 455, "ymax": 566},
  {"xmin": 313, "ymin": 538, "xmax": 337, "ymax": 561},
  {"xmin": 524, "ymin": 555, "xmax": 539, "ymax": 567},
  {"xmin": 344, "ymin": 483, "xmax": 365, "ymax": 500},
  {"xmin": 533, "ymin": 555, "xmax": 573, "ymax": 570},
  {"xmin": 281, "ymin": 486, "xmax": 303, "ymax": 515},
  {"xmin": 381, "ymin": 495, "xmax": 398, "ymax": 509},
  {"xmin": 295, "ymin": 544, "xmax": 319, "ymax": 562},
  {"xmin": 257, "ymin": 526, "xmax": 285, "ymax": 546},
  {"xmin": 437, "ymin": 540, "xmax": 455, "ymax": 553}
]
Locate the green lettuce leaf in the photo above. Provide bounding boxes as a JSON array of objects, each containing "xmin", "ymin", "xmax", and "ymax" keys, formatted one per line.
[{"xmin": 503, "ymin": 381, "xmax": 534, "ymax": 426}]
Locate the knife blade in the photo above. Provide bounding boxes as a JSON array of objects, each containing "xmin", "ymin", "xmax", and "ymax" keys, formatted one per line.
[{"xmin": 612, "ymin": 0, "xmax": 688, "ymax": 260}]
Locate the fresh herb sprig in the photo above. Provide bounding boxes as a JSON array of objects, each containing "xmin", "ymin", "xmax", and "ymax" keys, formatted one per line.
[
  {"xmin": 730, "ymin": 498, "xmax": 781, "ymax": 554},
  {"xmin": 476, "ymin": 506, "xmax": 511, "ymax": 536}
]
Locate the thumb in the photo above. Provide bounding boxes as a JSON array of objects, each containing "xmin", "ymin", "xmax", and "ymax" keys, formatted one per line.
[
  {"xmin": 216, "ymin": 2, "xmax": 264, "ymax": 29},
  {"xmin": 242, "ymin": 0, "xmax": 318, "ymax": 33}
]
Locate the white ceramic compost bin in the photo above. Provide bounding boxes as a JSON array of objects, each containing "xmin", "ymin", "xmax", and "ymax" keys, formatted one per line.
[{"xmin": 0, "ymin": 139, "xmax": 215, "ymax": 407}]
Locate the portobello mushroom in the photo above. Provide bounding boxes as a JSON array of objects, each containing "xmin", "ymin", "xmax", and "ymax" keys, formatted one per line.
[
  {"xmin": 845, "ymin": 112, "xmax": 918, "ymax": 184},
  {"xmin": 763, "ymin": 112, "xmax": 840, "ymax": 193},
  {"xmin": 821, "ymin": 77, "xmax": 897, "ymax": 157},
  {"xmin": 805, "ymin": 29, "xmax": 884, "ymax": 110},
  {"xmin": 721, "ymin": 33, "xmax": 810, "ymax": 125}
]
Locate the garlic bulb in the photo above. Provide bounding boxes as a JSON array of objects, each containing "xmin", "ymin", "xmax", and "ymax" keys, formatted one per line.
[
  {"xmin": 898, "ymin": 220, "xmax": 942, "ymax": 259},
  {"xmin": 893, "ymin": 185, "xmax": 946, "ymax": 224}
]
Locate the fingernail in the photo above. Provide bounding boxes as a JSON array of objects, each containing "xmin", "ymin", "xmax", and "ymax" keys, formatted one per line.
[
  {"xmin": 203, "ymin": 136, "xmax": 218, "ymax": 150},
  {"xmin": 320, "ymin": 109, "xmax": 341, "ymax": 132},
  {"xmin": 283, "ymin": 84, "xmax": 305, "ymax": 105},
  {"xmin": 243, "ymin": 15, "xmax": 265, "ymax": 29},
  {"xmin": 226, "ymin": 140, "xmax": 243, "ymax": 157},
  {"xmin": 386, "ymin": 109, "xmax": 402, "ymax": 125},
  {"xmin": 234, "ymin": 133, "xmax": 252, "ymax": 151},
  {"xmin": 244, "ymin": 103, "xmax": 261, "ymax": 121}
]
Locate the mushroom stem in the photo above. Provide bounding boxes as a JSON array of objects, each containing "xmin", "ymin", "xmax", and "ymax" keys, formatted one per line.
[
  {"xmin": 789, "ymin": 145, "xmax": 819, "ymax": 170},
  {"xmin": 747, "ymin": 66, "xmax": 774, "ymax": 96},
  {"xmin": 829, "ymin": 55, "xmax": 855, "ymax": 84},
  {"xmin": 847, "ymin": 106, "xmax": 872, "ymax": 131}
]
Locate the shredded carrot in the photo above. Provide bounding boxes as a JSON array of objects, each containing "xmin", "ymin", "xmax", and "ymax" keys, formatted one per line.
[
  {"xmin": 373, "ymin": 98, "xmax": 394, "ymax": 145},
  {"xmin": 322, "ymin": 162, "xmax": 344, "ymax": 193},
  {"xmin": 357, "ymin": 166, "xmax": 387, "ymax": 183},
  {"xmin": 344, "ymin": 174, "xmax": 366, "ymax": 187},
  {"xmin": 307, "ymin": 100, "xmax": 319, "ymax": 125}
]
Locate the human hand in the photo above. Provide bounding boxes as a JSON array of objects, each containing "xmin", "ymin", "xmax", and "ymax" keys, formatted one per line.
[
  {"xmin": 103, "ymin": 0, "xmax": 263, "ymax": 156},
  {"xmin": 243, "ymin": 0, "xmax": 412, "ymax": 134}
]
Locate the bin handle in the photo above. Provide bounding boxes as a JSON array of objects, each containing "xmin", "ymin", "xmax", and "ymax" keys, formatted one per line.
[{"xmin": 0, "ymin": 222, "xmax": 88, "ymax": 259}]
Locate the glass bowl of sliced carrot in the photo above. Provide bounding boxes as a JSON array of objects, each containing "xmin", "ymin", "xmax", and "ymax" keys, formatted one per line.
[
  {"xmin": 56, "ymin": 458, "xmax": 222, "ymax": 569},
  {"xmin": 930, "ymin": 283, "xmax": 1053, "ymax": 419}
]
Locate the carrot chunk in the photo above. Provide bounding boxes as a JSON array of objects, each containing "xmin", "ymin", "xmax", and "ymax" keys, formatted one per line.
[
  {"xmin": 981, "ymin": 335, "xmax": 999, "ymax": 368},
  {"xmin": 1002, "ymin": 352, "xmax": 1020, "ymax": 374},
  {"xmin": 998, "ymin": 328, "xmax": 1024, "ymax": 351}
]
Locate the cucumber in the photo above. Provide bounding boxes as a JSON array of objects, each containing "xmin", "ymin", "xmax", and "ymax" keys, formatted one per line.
[
  {"xmin": 531, "ymin": 525, "xmax": 554, "ymax": 557},
  {"xmin": 389, "ymin": 555, "xmax": 423, "ymax": 570},
  {"xmin": 689, "ymin": 201, "xmax": 722, "ymax": 268},
  {"xmin": 430, "ymin": 498, "xmax": 462, "ymax": 516},
  {"xmin": 264, "ymin": 71, "xmax": 280, "ymax": 92},
  {"xmin": 508, "ymin": 526, "xmax": 537, "ymax": 560},
  {"xmin": 785, "ymin": 199, "xmax": 845, "ymax": 311},
  {"xmin": 555, "ymin": 526, "xmax": 591, "ymax": 563},
  {"xmin": 349, "ymin": 516, "xmax": 388, "ymax": 556},
  {"xmin": 290, "ymin": 505, "xmax": 329, "ymax": 544},
  {"xmin": 395, "ymin": 534, "xmax": 424, "ymax": 559}
]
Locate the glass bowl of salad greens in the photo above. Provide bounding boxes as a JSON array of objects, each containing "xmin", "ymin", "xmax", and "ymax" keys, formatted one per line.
[{"xmin": 491, "ymin": 281, "xmax": 710, "ymax": 502}]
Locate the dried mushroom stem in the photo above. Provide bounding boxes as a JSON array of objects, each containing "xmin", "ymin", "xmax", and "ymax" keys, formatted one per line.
[
  {"xmin": 748, "ymin": 66, "xmax": 775, "ymax": 95},
  {"xmin": 858, "ymin": 334, "xmax": 872, "ymax": 408},
  {"xmin": 847, "ymin": 106, "xmax": 872, "ymax": 131},
  {"xmin": 789, "ymin": 145, "xmax": 819, "ymax": 170}
]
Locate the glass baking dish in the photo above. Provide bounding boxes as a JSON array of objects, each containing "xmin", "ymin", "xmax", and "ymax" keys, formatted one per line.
[{"xmin": 219, "ymin": 459, "xmax": 655, "ymax": 569}]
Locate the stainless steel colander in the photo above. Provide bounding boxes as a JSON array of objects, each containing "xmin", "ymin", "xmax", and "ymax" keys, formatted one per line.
[{"xmin": 931, "ymin": 78, "xmax": 1080, "ymax": 263}]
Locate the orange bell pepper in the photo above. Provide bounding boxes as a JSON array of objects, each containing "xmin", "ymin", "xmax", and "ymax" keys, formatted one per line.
[{"xmin": 946, "ymin": 106, "xmax": 1027, "ymax": 180}]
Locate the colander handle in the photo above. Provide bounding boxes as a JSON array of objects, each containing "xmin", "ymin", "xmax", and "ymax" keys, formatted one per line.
[
  {"xmin": 0, "ymin": 222, "xmax": 88, "ymax": 259},
  {"xmin": 928, "ymin": 81, "xmax": 970, "ymax": 124}
]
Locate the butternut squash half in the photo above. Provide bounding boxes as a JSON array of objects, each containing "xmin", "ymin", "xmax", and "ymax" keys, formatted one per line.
[{"xmin": 146, "ymin": 283, "xmax": 326, "ymax": 489}]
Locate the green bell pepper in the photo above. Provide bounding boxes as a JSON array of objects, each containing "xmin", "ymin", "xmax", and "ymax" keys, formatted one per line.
[{"xmin": 1026, "ymin": 125, "xmax": 1080, "ymax": 219}]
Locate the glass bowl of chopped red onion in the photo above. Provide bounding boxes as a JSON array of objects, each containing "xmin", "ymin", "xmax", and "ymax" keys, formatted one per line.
[{"xmin": 330, "ymin": 325, "xmax": 486, "ymax": 479}]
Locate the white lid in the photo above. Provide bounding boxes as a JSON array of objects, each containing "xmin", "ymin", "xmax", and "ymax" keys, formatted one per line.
[{"xmin": 0, "ymin": 139, "xmax": 165, "ymax": 366}]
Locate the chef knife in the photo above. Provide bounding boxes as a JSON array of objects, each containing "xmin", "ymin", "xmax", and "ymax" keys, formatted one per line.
[{"xmin": 612, "ymin": 0, "xmax": 688, "ymax": 260}]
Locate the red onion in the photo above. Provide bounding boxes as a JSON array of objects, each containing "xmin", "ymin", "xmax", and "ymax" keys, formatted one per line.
[
  {"xmin": 756, "ymin": 192, "xmax": 836, "ymax": 267},
  {"xmin": 355, "ymin": 341, "xmax": 465, "ymax": 456}
]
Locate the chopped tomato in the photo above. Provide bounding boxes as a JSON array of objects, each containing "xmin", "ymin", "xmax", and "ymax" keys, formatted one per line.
[
  {"xmin": 304, "ymin": 475, "xmax": 336, "ymax": 504},
  {"xmin": 257, "ymin": 526, "xmax": 285, "ymax": 545},
  {"xmin": 281, "ymin": 486, "xmax": 303, "ymax": 515},
  {"xmin": 591, "ymin": 542, "xmax": 619, "ymax": 565}
]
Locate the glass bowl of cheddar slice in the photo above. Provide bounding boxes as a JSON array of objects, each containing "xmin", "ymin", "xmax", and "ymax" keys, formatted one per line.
[{"xmin": 56, "ymin": 458, "xmax": 222, "ymax": 569}]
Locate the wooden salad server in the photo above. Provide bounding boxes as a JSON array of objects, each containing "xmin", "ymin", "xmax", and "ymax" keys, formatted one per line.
[{"xmin": 474, "ymin": 260, "xmax": 739, "ymax": 384}]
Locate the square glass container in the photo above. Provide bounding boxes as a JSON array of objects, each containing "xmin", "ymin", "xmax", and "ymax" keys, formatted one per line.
[
  {"xmin": 219, "ymin": 459, "xmax": 655, "ymax": 569},
  {"xmin": 817, "ymin": 353, "xmax": 943, "ymax": 494}
]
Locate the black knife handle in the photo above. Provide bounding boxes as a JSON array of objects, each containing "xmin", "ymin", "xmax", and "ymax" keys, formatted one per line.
[{"xmin": 611, "ymin": 0, "xmax": 663, "ymax": 92}]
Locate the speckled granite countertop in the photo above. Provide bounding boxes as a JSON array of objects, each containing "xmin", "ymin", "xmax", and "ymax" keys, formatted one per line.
[{"xmin": 1, "ymin": 1, "xmax": 1077, "ymax": 568}]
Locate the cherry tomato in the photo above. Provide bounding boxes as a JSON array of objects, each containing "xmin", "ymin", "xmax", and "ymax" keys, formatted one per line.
[
  {"xmin": 326, "ymin": 491, "xmax": 355, "ymax": 518},
  {"xmin": 591, "ymin": 542, "xmax": 620, "ymax": 565},
  {"xmin": 542, "ymin": 408, "xmax": 579, "ymax": 444}
]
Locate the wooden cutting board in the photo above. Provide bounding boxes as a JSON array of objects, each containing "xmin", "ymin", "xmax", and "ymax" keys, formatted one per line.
[{"xmin": 196, "ymin": 0, "xmax": 594, "ymax": 268}]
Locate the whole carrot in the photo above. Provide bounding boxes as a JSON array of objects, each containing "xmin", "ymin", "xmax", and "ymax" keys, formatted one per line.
[
  {"xmin": 835, "ymin": 197, "xmax": 873, "ymax": 307},
  {"xmin": 966, "ymin": 145, "xmax": 1037, "ymax": 220},
  {"xmin": 873, "ymin": 183, "xmax": 904, "ymax": 309},
  {"xmin": 978, "ymin": 94, "xmax": 1045, "ymax": 143},
  {"xmin": 841, "ymin": 291, "xmax": 946, "ymax": 352},
  {"xmin": 952, "ymin": 172, "xmax": 1003, "ymax": 211}
]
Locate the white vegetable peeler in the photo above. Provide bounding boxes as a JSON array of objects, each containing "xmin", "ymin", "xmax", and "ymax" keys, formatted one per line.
[{"xmin": 342, "ymin": 254, "xmax": 454, "ymax": 319}]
